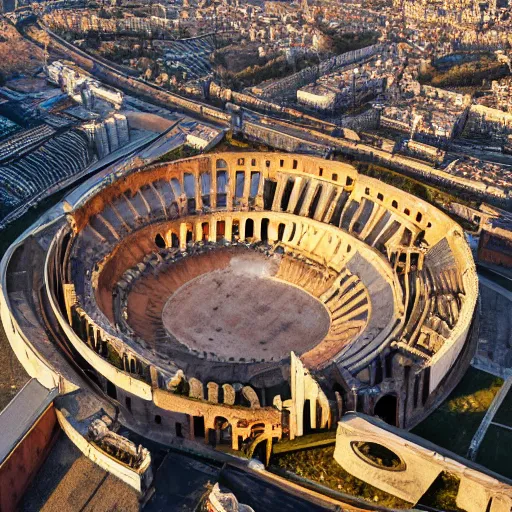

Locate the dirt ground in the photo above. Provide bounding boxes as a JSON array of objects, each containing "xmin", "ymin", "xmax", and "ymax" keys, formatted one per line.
[{"xmin": 162, "ymin": 259, "xmax": 331, "ymax": 361}]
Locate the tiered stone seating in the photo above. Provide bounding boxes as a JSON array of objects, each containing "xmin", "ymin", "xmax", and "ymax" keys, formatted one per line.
[
  {"xmin": 65, "ymin": 154, "xmax": 476, "ymax": 392},
  {"xmin": 393, "ymin": 238, "xmax": 465, "ymax": 357}
]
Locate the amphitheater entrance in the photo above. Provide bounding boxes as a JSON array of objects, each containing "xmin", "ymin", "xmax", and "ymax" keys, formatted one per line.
[{"xmin": 374, "ymin": 394, "xmax": 398, "ymax": 426}]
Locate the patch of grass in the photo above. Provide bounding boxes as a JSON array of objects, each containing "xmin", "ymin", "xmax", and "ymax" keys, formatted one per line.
[
  {"xmin": 412, "ymin": 368, "xmax": 503, "ymax": 456},
  {"xmin": 418, "ymin": 472, "xmax": 464, "ymax": 511},
  {"xmin": 476, "ymin": 425, "xmax": 512, "ymax": 479},
  {"xmin": 273, "ymin": 431, "xmax": 336, "ymax": 454},
  {"xmin": 270, "ymin": 445, "xmax": 412, "ymax": 509}
]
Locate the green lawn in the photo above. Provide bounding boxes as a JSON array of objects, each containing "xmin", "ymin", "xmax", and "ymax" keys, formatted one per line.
[
  {"xmin": 476, "ymin": 425, "xmax": 512, "ymax": 479},
  {"xmin": 412, "ymin": 368, "xmax": 504, "ymax": 456},
  {"xmin": 272, "ymin": 431, "xmax": 336, "ymax": 454}
]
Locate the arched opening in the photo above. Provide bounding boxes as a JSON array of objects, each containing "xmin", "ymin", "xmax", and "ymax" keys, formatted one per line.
[
  {"xmin": 251, "ymin": 422, "xmax": 266, "ymax": 437},
  {"xmin": 250, "ymin": 172, "xmax": 261, "ymax": 200},
  {"xmin": 201, "ymin": 172, "xmax": 211, "ymax": 207},
  {"xmin": 352, "ymin": 442, "xmax": 405, "ymax": 470},
  {"xmin": 193, "ymin": 416, "xmax": 205, "ymax": 438},
  {"xmin": 232, "ymin": 220, "xmax": 240, "ymax": 241},
  {"xmin": 235, "ymin": 171, "xmax": 245, "ymax": 199},
  {"xmin": 374, "ymin": 394, "xmax": 398, "ymax": 426},
  {"xmin": 261, "ymin": 218, "xmax": 269, "ymax": 242},
  {"xmin": 170, "ymin": 178, "xmax": 182, "ymax": 197},
  {"xmin": 303, "ymin": 399, "xmax": 313, "ymax": 434},
  {"xmin": 202, "ymin": 222, "xmax": 209, "ymax": 241},
  {"xmin": 106, "ymin": 380, "xmax": 117, "ymax": 400},
  {"xmin": 169, "ymin": 201, "xmax": 179, "ymax": 219},
  {"xmin": 245, "ymin": 218, "xmax": 254, "ymax": 239},
  {"xmin": 277, "ymin": 223, "xmax": 286, "ymax": 241},
  {"xmin": 263, "ymin": 179, "xmax": 277, "ymax": 210},
  {"xmin": 294, "ymin": 183, "xmax": 308, "ymax": 215},
  {"xmin": 171, "ymin": 232, "xmax": 179, "ymax": 248},
  {"xmin": 216, "ymin": 170, "xmax": 228, "ymax": 208},
  {"xmin": 216, "ymin": 221, "xmax": 225, "ymax": 241},
  {"xmin": 401, "ymin": 228, "xmax": 412, "ymax": 246},
  {"xmin": 308, "ymin": 185, "xmax": 323, "ymax": 218},
  {"xmin": 214, "ymin": 416, "xmax": 232, "ymax": 446},
  {"xmin": 280, "ymin": 178, "xmax": 295, "ymax": 211},
  {"xmin": 155, "ymin": 233, "xmax": 166, "ymax": 249},
  {"xmin": 216, "ymin": 158, "xmax": 228, "ymax": 169}
]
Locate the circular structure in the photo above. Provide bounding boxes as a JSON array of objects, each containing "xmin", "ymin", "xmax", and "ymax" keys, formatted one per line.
[
  {"xmin": 161, "ymin": 251, "xmax": 331, "ymax": 361},
  {"xmin": 0, "ymin": 152, "xmax": 479, "ymax": 461}
]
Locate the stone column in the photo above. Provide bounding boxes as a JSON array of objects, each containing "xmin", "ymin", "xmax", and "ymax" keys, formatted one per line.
[
  {"xmin": 179, "ymin": 222, "xmax": 188, "ymax": 250},
  {"xmin": 224, "ymin": 217, "xmax": 233, "ymax": 242},
  {"xmin": 189, "ymin": 415, "xmax": 195, "ymax": 441},
  {"xmin": 195, "ymin": 172, "xmax": 202, "ymax": 211},
  {"xmin": 195, "ymin": 222, "xmax": 203, "ymax": 242},
  {"xmin": 209, "ymin": 219, "xmax": 217, "ymax": 243},
  {"xmin": 239, "ymin": 217, "xmax": 246, "ymax": 240},
  {"xmin": 242, "ymin": 171, "xmax": 251, "ymax": 208},
  {"xmin": 271, "ymin": 174, "xmax": 285, "ymax": 211},
  {"xmin": 254, "ymin": 217, "xmax": 262, "ymax": 241},
  {"xmin": 268, "ymin": 220, "xmax": 278, "ymax": 242},
  {"xmin": 211, "ymin": 170, "xmax": 217, "ymax": 209},
  {"xmin": 226, "ymin": 172, "xmax": 233, "ymax": 209},
  {"xmin": 287, "ymin": 177, "xmax": 303, "ymax": 213}
]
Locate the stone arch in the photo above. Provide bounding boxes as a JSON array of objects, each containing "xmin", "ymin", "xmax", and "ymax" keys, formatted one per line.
[
  {"xmin": 154, "ymin": 233, "xmax": 166, "ymax": 249},
  {"xmin": 245, "ymin": 218, "xmax": 254, "ymax": 239},
  {"xmin": 216, "ymin": 158, "xmax": 228, "ymax": 169},
  {"xmin": 213, "ymin": 416, "xmax": 232, "ymax": 446},
  {"xmin": 247, "ymin": 431, "xmax": 273, "ymax": 465},
  {"xmin": 374, "ymin": 393, "xmax": 398, "ymax": 426}
]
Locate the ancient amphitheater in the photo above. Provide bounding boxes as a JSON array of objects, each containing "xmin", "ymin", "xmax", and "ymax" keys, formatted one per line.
[{"xmin": 0, "ymin": 152, "xmax": 479, "ymax": 489}]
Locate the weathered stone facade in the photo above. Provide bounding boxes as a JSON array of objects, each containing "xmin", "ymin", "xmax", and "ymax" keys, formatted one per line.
[{"xmin": 1, "ymin": 153, "xmax": 478, "ymax": 473}]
